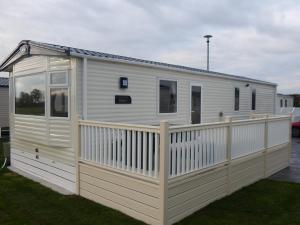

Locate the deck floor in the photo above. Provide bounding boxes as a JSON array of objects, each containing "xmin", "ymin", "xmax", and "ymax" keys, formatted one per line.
[{"xmin": 269, "ymin": 138, "xmax": 300, "ymax": 183}]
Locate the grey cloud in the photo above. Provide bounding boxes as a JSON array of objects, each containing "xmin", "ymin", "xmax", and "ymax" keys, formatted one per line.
[{"xmin": 0, "ymin": 0, "xmax": 299, "ymax": 93}]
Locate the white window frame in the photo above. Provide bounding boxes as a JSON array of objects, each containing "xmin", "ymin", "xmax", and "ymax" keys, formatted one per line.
[
  {"xmin": 157, "ymin": 78, "xmax": 178, "ymax": 115},
  {"xmin": 13, "ymin": 72, "xmax": 47, "ymax": 118},
  {"xmin": 48, "ymin": 70, "xmax": 70, "ymax": 120}
]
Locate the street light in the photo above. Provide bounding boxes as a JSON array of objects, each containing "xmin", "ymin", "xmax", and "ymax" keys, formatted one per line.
[{"xmin": 203, "ymin": 35, "xmax": 213, "ymax": 71}]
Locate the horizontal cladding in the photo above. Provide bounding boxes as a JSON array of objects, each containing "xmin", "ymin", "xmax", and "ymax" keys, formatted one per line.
[
  {"xmin": 168, "ymin": 167, "xmax": 227, "ymax": 224},
  {"xmin": 11, "ymin": 148, "xmax": 75, "ymax": 193},
  {"xmin": 230, "ymin": 154, "xmax": 265, "ymax": 193},
  {"xmin": 11, "ymin": 137, "xmax": 75, "ymax": 166},
  {"xmin": 13, "ymin": 56, "xmax": 46, "ymax": 75},
  {"xmin": 167, "ymin": 144, "xmax": 289, "ymax": 224},
  {"xmin": 85, "ymin": 60, "xmax": 276, "ymax": 125},
  {"xmin": 14, "ymin": 116, "xmax": 48, "ymax": 144},
  {"xmin": 266, "ymin": 146, "xmax": 289, "ymax": 176},
  {"xmin": 79, "ymin": 163, "xmax": 160, "ymax": 225}
]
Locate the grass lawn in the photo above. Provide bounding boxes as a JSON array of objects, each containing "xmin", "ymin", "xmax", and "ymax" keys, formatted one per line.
[{"xmin": 1, "ymin": 142, "xmax": 300, "ymax": 225}]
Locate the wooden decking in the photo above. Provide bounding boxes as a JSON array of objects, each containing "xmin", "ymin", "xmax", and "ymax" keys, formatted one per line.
[{"xmin": 269, "ymin": 138, "xmax": 300, "ymax": 183}]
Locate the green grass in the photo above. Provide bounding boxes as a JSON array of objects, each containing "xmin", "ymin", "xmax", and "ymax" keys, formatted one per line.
[{"xmin": 1, "ymin": 157, "xmax": 300, "ymax": 225}]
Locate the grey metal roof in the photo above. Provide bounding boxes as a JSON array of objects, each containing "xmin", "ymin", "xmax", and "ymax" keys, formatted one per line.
[
  {"xmin": 0, "ymin": 77, "xmax": 8, "ymax": 87},
  {"xmin": 1, "ymin": 40, "xmax": 277, "ymax": 86}
]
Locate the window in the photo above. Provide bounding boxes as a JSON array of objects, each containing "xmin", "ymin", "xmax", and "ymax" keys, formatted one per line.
[
  {"xmin": 251, "ymin": 89, "xmax": 256, "ymax": 110},
  {"xmin": 50, "ymin": 72, "xmax": 68, "ymax": 85},
  {"xmin": 49, "ymin": 72, "xmax": 69, "ymax": 117},
  {"xmin": 285, "ymin": 99, "xmax": 288, "ymax": 107},
  {"xmin": 51, "ymin": 88, "xmax": 68, "ymax": 117},
  {"xmin": 234, "ymin": 88, "xmax": 240, "ymax": 111},
  {"xmin": 280, "ymin": 99, "xmax": 283, "ymax": 108},
  {"xmin": 159, "ymin": 80, "xmax": 177, "ymax": 113},
  {"xmin": 15, "ymin": 73, "xmax": 45, "ymax": 116}
]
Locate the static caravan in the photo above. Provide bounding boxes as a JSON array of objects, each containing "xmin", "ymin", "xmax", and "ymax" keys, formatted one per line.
[
  {"xmin": 0, "ymin": 40, "xmax": 291, "ymax": 225},
  {"xmin": 0, "ymin": 77, "xmax": 9, "ymax": 137},
  {"xmin": 276, "ymin": 93, "xmax": 294, "ymax": 112}
]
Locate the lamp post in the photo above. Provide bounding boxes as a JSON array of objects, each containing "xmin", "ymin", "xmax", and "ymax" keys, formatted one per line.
[{"xmin": 203, "ymin": 35, "xmax": 213, "ymax": 71}]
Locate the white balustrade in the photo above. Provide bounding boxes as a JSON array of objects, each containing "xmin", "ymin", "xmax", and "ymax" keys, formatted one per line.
[{"xmin": 80, "ymin": 121, "xmax": 160, "ymax": 178}]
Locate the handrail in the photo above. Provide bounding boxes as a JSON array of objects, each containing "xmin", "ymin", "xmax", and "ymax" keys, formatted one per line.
[{"xmin": 79, "ymin": 119, "xmax": 160, "ymax": 133}]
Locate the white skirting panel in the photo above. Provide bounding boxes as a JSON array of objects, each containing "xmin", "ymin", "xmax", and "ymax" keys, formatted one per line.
[{"xmin": 10, "ymin": 148, "xmax": 76, "ymax": 193}]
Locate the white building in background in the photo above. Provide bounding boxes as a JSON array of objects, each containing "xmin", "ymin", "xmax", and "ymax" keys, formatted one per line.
[{"xmin": 0, "ymin": 77, "xmax": 9, "ymax": 137}]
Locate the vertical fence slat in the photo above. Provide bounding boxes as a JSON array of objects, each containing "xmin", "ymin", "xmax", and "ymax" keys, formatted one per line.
[
  {"xmin": 154, "ymin": 133, "xmax": 159, "ymax": 177},
  {"xmin": 143, "ymin": 132, "xmax": 147, "ymax": 175},
  {"xmin": 127, "ymin": 131, "xmax": 131, "ymax": 171},
  {"xmin": 148, "ymin": 133, "xmax": 153, "ymax": 176},
  {"xmin": 122, "ymin": 130, "xmax": 126, "ymax": 170},
  {"xmin": 137, "ymin": 131, "xmax": 142, "ymax": 173},
  {"xmin": 132, "ymin": 131, "xmax": 136, "ymax": 173}
]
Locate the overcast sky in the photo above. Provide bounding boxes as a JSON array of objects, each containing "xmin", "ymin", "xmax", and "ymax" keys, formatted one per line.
[{"xmin": 0, "ymin": 0, "xmax": 299, "ymax": 93}]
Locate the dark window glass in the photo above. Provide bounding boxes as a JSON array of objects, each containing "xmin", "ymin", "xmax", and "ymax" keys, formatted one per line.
[
  {"xmin": 159, "ymin": 80, "xmax": 177, "ymax": 113},
  {"xmin": 50, "ymin": 88, "xmax": 68, "ymax": 117},
  {"xmin": 252, "ymin": 89, "xmax": 256, "ymax": 110},
  {"xmin": 234, "ymin": 88, "xmax": 240, "ymax": 111},
  {"xmin": 285, "ymin": 99, "xmax": 287, "ymax": 107},
  {"xmin": 15, "ymin": 74, "xmax": 45, "ymax": 115},
  {"xmin": 280, "ymin": 99, "xmax": 283, "ymax": 108}
]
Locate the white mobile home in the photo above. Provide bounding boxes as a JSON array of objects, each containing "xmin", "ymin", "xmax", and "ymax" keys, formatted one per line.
[
  {"xmin": 276, "ymin": 93, "xmax": 294, "ymax": 112},
  {"xmin": 0, "ymin": 77, "xmax": 9, "ymax": 136},
  {"xmin": 0, "ymin": 41, "xmax": 291, "ymax": 225}
]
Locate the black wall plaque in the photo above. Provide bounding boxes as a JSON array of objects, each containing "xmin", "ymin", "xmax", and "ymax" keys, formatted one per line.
[{"xmin": 115, "ymin": 95, "xmax": 132, "ymax": 104}]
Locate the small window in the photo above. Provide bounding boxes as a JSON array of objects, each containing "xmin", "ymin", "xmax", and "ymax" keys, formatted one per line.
[
  {"xmin": 252, "ymin": 89, "xmax": 256, "ymax": 110},
  {"xmin": 280, "ymin": 99, "xmax": 283, "ymax": 108},
  {"xmin": 234, "ymin": 88, "xmax": 240, "ymax": 111},
  {"xmin": 50, "ymin": 72, "xmax": 68, "ymax": 85},
  {"xmin": 159, "ymin": 80, "xmax": 177, "ymax": 113},
  {"xmin": 285, "ymin": 99, "xmax": 288, "ymax": 107},
  {"xmin": 50, "ymin": 88, "xmax": 68, "ymax": 117},
  {"xmin": 49, "ymin": 72, "xmax": 69, "ymax": 118}
]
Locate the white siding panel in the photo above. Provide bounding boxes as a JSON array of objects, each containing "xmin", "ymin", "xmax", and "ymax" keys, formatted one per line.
[
  {"xmin": 11, "ymin": 148, "xmax": 76, "ymax": 193},
  {"xmin": 84, "ymin": 60, "xmax": 276, "ymax": 125},
  {"xmin": 13, "ymin": 56, "xmax": 46, "ymax": 75}
]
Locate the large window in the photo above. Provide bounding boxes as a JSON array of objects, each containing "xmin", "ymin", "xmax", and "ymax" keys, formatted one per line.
[
  {"xmin": 49, "ymin": 72, "xmax": 69, "ymax": 117},
  {"xmin": 234, "ymin": 88, "xmax": 240, "ymax": 111},
  {"xmin": 252, "ymin": 89, "xmax": 256, "ymax": 110},
  {"xmin": 280, "ymin": 99, "xmax": 283, "ymax": 108},
  {"xmin": 15, "ymin": 74, "xmax": 45, "ymax": 116},
  {"xmin": 285, "ymin": 99, "xmax": 288, "ymax": 107},
  {"xmin": 159, "ymin": 80, "xmax": 177, "ymax": 113}
]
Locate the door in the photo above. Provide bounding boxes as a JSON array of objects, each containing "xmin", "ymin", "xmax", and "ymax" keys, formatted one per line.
[{"xmin": 191, "ymin": 85, "xmax": 202, "ymax": 124}]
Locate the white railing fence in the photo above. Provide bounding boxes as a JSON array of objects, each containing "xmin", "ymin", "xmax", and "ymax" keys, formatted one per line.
[
  {"xmin": 78, "ymin": 115, "xmax": 291, "ymax": 179},
  {"xmin": 169, "ymin": 123, "xmax": 228, "ymax": 177},
  {"xmin": 268, "ymin": 117, "xmax": 290, "ymax": 147},
  {"xmin": 79, "ymin": 120, "xmax": 160, "ymax": 178},
  {"xmin": 231, "ymin": 119, "xmax": 265, "ymax": 159}
]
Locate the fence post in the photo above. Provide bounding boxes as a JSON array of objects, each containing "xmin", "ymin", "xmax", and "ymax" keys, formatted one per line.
[
  {"xmin": 159, "ymin": 120, "xmax": 169, "ymax": 225},
  {"xmin": 225, "ymin": 116, "xmax": 232, "ymax": 195},
  {"xmin": 75, "ymin": 115, "xmax": 81, "ymax": 195},
  {"xmin": 264, "ymin": 115, "xmax": 269, "ymax": 178},
  {"xmin": 288, "ymin": 114, "xmax": 293, "ymax": 165}
]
